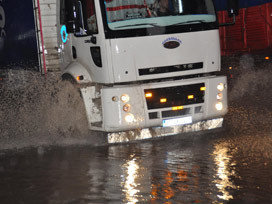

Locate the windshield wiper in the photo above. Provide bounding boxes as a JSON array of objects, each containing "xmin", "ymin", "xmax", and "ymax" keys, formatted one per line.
[
  {"xmin": 170, "ymin": 20, "xmax": 206, "ymax": 26},
  {"xmin": 115, "ymin": 23, "xmax": 159, "ymax": 29}
]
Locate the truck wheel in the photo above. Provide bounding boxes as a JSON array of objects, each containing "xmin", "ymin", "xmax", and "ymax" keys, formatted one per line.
[
  {"xmin": 61, "ymin": 74, "xmax": 108, "ymax": 146},
  {"xmin": 58, "ymin": 75, "xmax": 90, "ymax": 140}
]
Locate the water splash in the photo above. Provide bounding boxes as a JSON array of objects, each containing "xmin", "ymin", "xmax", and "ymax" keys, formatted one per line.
[
  {"xmin": 222, "ymin": 54, "xmax": 272, "ymax": 134},
  {"xmin": 1, "ymin": 55, "xmax": 272, "ymax": 150},
  {"xmin": 0, "ymin": 70, "xmax": 100, "ymax": 150},
  {"xmin": 228, "ymin": 54, "xmax": 272, "ymax": 101}
]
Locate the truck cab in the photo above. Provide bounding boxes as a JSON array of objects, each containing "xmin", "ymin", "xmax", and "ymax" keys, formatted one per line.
[{"xmin": 57, "ymin": 0, "xmax": 228, "ymax": 142}]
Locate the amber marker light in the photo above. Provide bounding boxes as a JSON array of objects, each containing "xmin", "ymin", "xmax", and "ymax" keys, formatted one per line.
[
  {"xmin": 112, "ymin": 96, "xmax": 118, "ymax": 102},
  {"xmin": 123, "ymin": 104, "xmax": 131, "ymax": 112},
  {"xmin": 265, "ymin": 56, "xmax": 270, "ymax": 60},
  {"xmin": 200, "ymin": 87, "xmax": 206, "ymax": 91},
  {"xmin": 188, "ymin": 95, "xmax": 194, "ymax": 99},
  {"xmin": 76, "ymin": 75, "xmax": 84, "ymax": 81},
  {"xmin": 160, "ymin": 98, "xmax": 167, "ymax": 103},
  {"xmin": 229, "ymin": 66, "xmax": 232, "ymax": 70},
  {"xmin": 217, "ymin": 93, "xmax": 223, "ymax": 100},
  {"xmin": 145, "ymin": 93, "xmax": 152, "ymax": 98},
  {"xmin": 172, "ymin": 106, "xmax": 183, "ymax": 111}
]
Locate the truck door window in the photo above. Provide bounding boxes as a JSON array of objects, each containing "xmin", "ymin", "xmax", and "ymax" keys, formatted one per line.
[
  {"xmin": 103, "ymin": 0, "xmax": 216, "ymax": 30},
  {"xmin": 85, "ymin": 0, "xmax": 98, "ymax": 34},
  {"xmin": 77, "ymin": 1, "xmax": 85, "ymax": 31},
  {"xmin": 76, "ymin": 0, "xmax": 98, "ymax": 35},
  {"xmin": 60, "ymin": 0, "xmax": 98, "ymax": 35}
]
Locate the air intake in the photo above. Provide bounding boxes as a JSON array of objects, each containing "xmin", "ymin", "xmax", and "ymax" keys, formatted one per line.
[{"xmin": 139, "ymin": 62, "xmax": 203, "ymax": 76}]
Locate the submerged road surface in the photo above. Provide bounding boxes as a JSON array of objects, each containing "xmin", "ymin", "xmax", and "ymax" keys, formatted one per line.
[
  {"xmin": 0, "ymin": 55, "xmax": 272, "ymax": 203},
  {"xmin": 0, "ymin": 128, "xmax": 272, "ymax": 203}
]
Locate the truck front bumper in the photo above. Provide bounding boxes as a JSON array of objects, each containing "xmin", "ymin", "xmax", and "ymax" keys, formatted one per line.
[
  {"xmin": 101, "ymin": 75, "xmax": 227, "ymax": 132},
  {"xmin": 107, "ymin": 118, "xmax": 223, "ymax": 143}
]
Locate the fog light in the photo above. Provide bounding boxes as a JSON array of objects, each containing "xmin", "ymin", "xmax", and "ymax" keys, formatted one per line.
[
  {"xmin": 123, "ymin": 104, "xmax": 131, "ymax": 112},
  {"xmin": 121, "ymin": 94, "xmax": 130, "ymax": 103},
  {"xmin": 215, "ymin": 102, "xmax": 223, "ymax": 111},
  {"xmin": 217, "ymin": 93, "xmax": 223, "ymax": 100},
  {"xmin": 125, "ymin": 113, "xmax": 134, "ymax": 123},
  {"xmin": 217, "ymin": 83, "xmax": 225, "ymax": 91}
]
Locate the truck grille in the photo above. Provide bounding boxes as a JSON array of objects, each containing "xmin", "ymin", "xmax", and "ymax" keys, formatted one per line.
[
  {"xmin": 162, "ymin": 108, "xmax": 191, "ymax": 118},
  {"xmin": 139, "ymin": 62, "xmax": 203, "ymax": 76},
  {"xmin": 145, "ymin": 83, "xmax": 205, "ymax": 110}
]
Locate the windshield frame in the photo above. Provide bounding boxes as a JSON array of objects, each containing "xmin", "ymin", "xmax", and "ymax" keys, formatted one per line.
[{"xmin": 99, "ymin": 0, "xmax": 219, "ymax": 39}]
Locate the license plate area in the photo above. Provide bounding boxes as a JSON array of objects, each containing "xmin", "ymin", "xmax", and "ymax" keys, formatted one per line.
[{"xmin": 163, "ymin": 116, "xmax": 192, "ymax": 127}]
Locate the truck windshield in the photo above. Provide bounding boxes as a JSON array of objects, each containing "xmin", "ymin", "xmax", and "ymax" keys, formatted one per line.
[{"xmin": 103, "ymin": 0, "xmax": 216, "ymax": 30}]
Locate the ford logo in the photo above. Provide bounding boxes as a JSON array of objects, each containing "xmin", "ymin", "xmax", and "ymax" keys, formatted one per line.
[
  {"xmin": 163, "ymin": 41, "xmax": 180, "ymax": 49},
  {"xmin": 162, "ymin": 37, "xmax": 182, "ymax": 49}
]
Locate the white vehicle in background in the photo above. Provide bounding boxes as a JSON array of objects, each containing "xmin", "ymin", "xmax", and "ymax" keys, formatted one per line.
[{"xmin": 1, "ymin": 0, "xmax": 238, "ymax": 143}]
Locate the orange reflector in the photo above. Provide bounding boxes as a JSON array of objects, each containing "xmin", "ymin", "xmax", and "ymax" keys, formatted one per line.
[
  {"xmin": 265, "ymin": 56, "xmax": 270, "ymax": 60},
  {"xmin": 145, "ymin": 93, "xmax": 152, "ymax": 98},
  {"xmin": 200, "ymin": 87, "xmax": 206, "ymax": 91},
  {"xmin": 76, "ymin": 75, "xmax": 83, "ymax": 81},
  {"xmin": 172, "ymin": 106, "xmax": 183, "ymax": 111},
  {"xmin": 188, "ymin": 95, "xmax": 194, "ymax": 99},
  {"xmin": 160, "ymin": 98, "xmax": 167, "ymax": 103}
]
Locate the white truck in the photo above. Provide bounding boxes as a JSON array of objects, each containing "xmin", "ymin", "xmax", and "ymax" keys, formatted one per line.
[{"xmin": 0, "ymin": 0, "xmax": 236, "ymax": 143}]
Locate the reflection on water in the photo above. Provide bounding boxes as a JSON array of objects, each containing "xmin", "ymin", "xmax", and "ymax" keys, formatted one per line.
[
  {"xmin": 110, "ymin": 141, "xmax": 243, "ymax": 204},
  {"xmin": 122, "ymin": 155, "xmax": 140, "ymax": 204},
  {"xmin": 1, "ymin": 136, "xmax": 271, "ymax": 204},
  {"xmin": 150, "ymin": 149, "xmax": 202, "ymax": 204},
  {"xmin": 110, "ymin": 145, "xmax": 208, "ymax": 204},
  {"xmin": 213, "ymin": 142, "xmax": 238, "ymax": 201}
]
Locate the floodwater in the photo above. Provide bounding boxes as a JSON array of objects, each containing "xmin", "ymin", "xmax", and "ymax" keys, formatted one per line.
[{"xmin": 0, "ymin": 55, "xmax": 272, "ymax": 203}]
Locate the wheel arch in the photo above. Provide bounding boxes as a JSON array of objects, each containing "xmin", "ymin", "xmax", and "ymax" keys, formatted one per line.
[{"xmin": 61, "ymin": 62, "xmax": 92, "ymax": 84}]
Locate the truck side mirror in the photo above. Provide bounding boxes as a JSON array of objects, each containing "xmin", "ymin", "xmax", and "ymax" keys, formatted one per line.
[
  {"xmin": 227, "ymin": 0, "xmax": 239, "ymax": 17},
  {"xmin": 219, "ymin": 0, "xmax": 239, "ymax": 26},
  {"xmin": 65, "ymin": 0, "xmax": 80, "ymax": 33}
]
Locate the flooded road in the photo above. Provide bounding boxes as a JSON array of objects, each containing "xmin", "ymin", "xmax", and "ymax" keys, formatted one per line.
[
  {"xmin": 0, "ymin": 55, "xmax": 272, "ymax": 203},
  {"xmin": 1, "ymin": 129, "xmax": 272, "ymax": 204}
]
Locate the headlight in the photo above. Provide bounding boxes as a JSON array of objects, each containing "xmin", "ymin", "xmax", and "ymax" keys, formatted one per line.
[
  {"xmin": 125, "ymin": 113, "xmax": 134, "ymax": 123},
  {"xmin": 217, "ymin": 83, "xmax": 225, "ymax": 92},
  {"xmin": 215, "ymin": 102, "xmax": 223, "ymax": 111},
  {"xmin": 121, "ymin": 94, "xmax": 130, "ymax": 103}
]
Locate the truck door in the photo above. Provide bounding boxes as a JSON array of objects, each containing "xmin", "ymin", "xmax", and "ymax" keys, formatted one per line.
[{"xmin": 59, "ymin": 0, "xmax": 113, "ymax": 83}]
